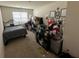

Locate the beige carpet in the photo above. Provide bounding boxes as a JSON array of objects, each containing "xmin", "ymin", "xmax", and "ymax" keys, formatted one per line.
[{"xmin": 4, "ymin": 31, "xmax": 57, "ymax": 58}]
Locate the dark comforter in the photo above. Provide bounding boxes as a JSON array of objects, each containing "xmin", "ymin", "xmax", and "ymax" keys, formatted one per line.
[{"xmin": 3, "ymin": 25, "xmax": 27, "ymax": 45}]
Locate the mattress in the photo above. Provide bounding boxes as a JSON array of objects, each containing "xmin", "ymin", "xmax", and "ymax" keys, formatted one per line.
[
  {"xmin": 4, "ymin": 25, "xmax": 25, "ymax": 33},
  {"xmin": 3, "ymin": 25, "xmax": 27, "ymax": 44}
]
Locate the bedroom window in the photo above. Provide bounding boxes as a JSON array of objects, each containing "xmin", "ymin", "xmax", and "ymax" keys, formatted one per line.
[{"xmin": 12, "ymin": 12, "xmax": 28, "ymax": 25}]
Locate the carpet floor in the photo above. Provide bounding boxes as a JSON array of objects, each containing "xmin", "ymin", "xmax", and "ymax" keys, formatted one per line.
[{"xmin": 4, "ymin": 31, "xmax": 57, "ymax": 58}]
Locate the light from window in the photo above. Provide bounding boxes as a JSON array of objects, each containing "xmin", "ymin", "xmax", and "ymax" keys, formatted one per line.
[{"xmin": 13, "ymin": 12, "xmax": 29, "ymax": 25}]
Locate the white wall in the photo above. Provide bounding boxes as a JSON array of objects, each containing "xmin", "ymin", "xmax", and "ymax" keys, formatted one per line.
[
  {"xmin": 34, "ymin": 1, "xmax": 67, "ymax": 25},
  {"xmin": 63, "ymin": 1, "xmax": 79, "ymax": 57},
  {"xmin": 0, "ymin": 8, "xmax": 4, "ymax": 57}
]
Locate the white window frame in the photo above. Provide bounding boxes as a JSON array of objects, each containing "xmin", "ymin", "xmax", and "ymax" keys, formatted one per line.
[{"xmin": 12, "ymin": 12, "xmax": 29, "ymax": 25}]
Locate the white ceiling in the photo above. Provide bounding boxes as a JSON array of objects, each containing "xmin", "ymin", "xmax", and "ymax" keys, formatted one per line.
[{"xmin": 0, "ymin": 1, "xmax": 54, "ymax": 9}]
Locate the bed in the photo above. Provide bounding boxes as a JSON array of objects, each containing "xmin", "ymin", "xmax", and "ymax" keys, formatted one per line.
[{"xmin": 3, "ymin": 25, "xmax": 27, "ymax": 45}]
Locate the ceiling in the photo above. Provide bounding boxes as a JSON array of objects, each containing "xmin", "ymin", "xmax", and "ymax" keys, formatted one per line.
[{"xmin": 0, "ymin": 1, "xmax": 54, "ymax": 9}]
